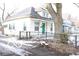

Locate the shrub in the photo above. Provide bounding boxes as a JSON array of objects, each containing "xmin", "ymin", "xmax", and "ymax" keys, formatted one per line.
[
  {"xmin": 48, "ymin": 42, "xmax": 76, "ymax": 55},
  {"xmin": 60, "ymin": 32, "xmax": 69, "ymax": 44}
]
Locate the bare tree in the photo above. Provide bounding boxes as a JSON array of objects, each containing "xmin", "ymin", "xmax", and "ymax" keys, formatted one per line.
[
  {"xmin": 0, "ymin": 3, "xmax": 15, "ymax": 34},
  {"xmin": 45, "ymin": 3, "xmax": 63, "ymax": 40}
]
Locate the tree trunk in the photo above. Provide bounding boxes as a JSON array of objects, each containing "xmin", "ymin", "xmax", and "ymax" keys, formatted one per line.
[
  {"xmin": 2, "ymin": 27, "xmax": 4, "ymax": 34},
  {"xmin": 45, "ymin": 3, "xmax": 68, "ymax": 43},
  {"xmin": 0, "ymin": 23, "xmax": 4, "ymax": 35},
  {"xmin": 54, "ymin": 3, "xmax": 63, "ymax": 40}
]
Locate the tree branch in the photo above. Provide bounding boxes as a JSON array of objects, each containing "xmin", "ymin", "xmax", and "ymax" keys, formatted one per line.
[
  {"xmin": 0, "ymin": 3, "xmax": 5, "ymax": 22},
  {"xmin": 2, "ymin": 3, "xmax": 5, "ymax": 22},
  {"xmin": 0, "ymin": 3, "xmax": 16, "ymax": 21},
  {"xmin": 45, "ymin": 3, "xmax": 57, "ymax": 18},
  {"xmin": 0, "ymin": 7, "xmax": 3, "ymax": 11},
  {"xmin": 73, "ymin": 3, "xmax": 79, "ymax": 8},
  {"xmin": 5, "ymin": 9, "xmax": 16, "ymax": 19}
]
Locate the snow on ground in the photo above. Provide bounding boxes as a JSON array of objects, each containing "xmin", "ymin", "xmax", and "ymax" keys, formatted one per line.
[
  {"xmin": 1, "ymin": 35, "xmax": 79, "ymax": 56},
  {"xmin": 0, "ymin": 37, "xmax": 36, "ymax": 47},
  {"xmin": 69, "ymin": 35, "xmax": 79, "ymax": 46},
  {"xmin": 0, "ymin": 36, "xmax": 40, "ymax": 56},
  {"xmin": 0, "ymin": 42, "xmax": 31, "ymax": 56},
  {"xmin": 0, "ymin": 36, "xmax": 46, "ymax": 47},
  {"xmin": 0, "ymin": 35, "xmax": 47, "ymax": 56}
]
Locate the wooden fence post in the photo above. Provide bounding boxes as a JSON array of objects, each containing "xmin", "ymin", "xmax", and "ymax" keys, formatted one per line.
[
  {"xmin": 75, "ymin": 35, "xmax": 77, "ymax": 48},
  {"xmin": 19, "ymin": 31, "xmax": 21, "ymax": 39}
]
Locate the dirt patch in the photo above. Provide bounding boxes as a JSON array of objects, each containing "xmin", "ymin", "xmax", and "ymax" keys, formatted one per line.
[{"xmin": 46, "ymin": 41, "xmax": 77, "ymax": 55}]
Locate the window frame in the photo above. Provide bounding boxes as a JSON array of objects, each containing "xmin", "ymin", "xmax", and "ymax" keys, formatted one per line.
[{"xmin": 34, "ymin": 21, "xmax": 39, "ymax": 31}]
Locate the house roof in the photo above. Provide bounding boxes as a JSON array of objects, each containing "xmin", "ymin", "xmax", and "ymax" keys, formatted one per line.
[
  {"xmin": 63, "ymin": 19, "xmax": 72, "ymax": 27},
  {"xmin": 72, "ymin": 20, "xmax": 79, "ymax": 27},
  {"xmin": 5, "ymin": 7, "xmax": 52, "ymax": 22}
]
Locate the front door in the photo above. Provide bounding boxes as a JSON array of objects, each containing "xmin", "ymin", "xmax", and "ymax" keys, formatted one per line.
[{"xmin": 41, "ymin": 22, "xmax": 45, "ymax": 34}]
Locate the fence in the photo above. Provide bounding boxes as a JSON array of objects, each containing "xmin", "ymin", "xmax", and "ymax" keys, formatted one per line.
[
  {"xmin": 18, "ymin": 31, "xmax": 79, "ymax": 48},
  {"xmin": 68, "ymin": 33, "xmax": 79, "ymax": 48},
  {"xmin": 19, "ymin": 31, "xmax": 54, "ymax": 40}
]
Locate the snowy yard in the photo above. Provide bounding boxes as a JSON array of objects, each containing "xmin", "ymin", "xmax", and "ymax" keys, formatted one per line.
[
  {"xmin": 0, "ymin": 36, "xmax": 40, "ymax": 56},
  {"xmin": 0, "ymin": 34, "xmax": 79, "ymax": 56},
  {"xmin": 0, "ymin": 34, "xmax": 53, "ymax": 56}
]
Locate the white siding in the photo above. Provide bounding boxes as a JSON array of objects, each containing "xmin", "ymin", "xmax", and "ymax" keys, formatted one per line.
[
  {"xmin": 3, "ymin": 18, "xmax": 32, "ymax": 36},
  {"xmin": 3, "ymin": 18, "xmax": 54, "ymax": 36},
  {"xmin": 32, "ymin": 19, "xmax": 54, "ymax": 33}
]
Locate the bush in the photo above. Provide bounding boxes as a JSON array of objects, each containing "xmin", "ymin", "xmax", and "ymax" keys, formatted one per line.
[
  {"xmin": 60, "ymin": 32, "xmax": 69, "ymax": 44},
  {"xmin": 48, "ymin": 42, "xmax": 76, "ymax": 55}
]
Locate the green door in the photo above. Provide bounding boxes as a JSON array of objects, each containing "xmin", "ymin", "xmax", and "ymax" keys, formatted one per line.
[{"xmin": 42, "ymin": 22, "xmax": 45, "ymax": 34}]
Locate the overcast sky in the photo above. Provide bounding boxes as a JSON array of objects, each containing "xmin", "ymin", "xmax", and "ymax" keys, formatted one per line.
[{"xmin": 0, "ymin": 0, "xmax": 79, "ymax": 19}]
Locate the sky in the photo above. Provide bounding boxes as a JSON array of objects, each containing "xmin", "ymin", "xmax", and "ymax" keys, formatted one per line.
[
  {"xmin": 0, "ymin": 0, "xmax": 79, "ymax": 19},
  {"xmin": 0, "ymin": 0, "xmax": 45, "ymax": 13},
  {"xmin": 62, "ymin": 3, "xmax": 79, "ymax": 19}
]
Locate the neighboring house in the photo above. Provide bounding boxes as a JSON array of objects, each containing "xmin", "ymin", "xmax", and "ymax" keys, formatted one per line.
[
  {"xmin": 63, "ymin": 19, "xmax": 79, "ymax": 46},
  {"xmin": 2, "ymin": 7, "xmax": 54, "ymax": 36},
  {"xmin": 71, "ymin": 20, "xmax": 79, "ymax": 33},
  {"xmin": 63, "ymin": 19, "xmax": 72, "ymax": 33}
]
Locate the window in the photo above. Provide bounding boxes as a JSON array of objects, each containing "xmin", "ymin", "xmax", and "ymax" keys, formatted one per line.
[
  {"xmin": 63, "ymin": 26, "xmax": 69, "ymax": 33},
  {"xmin": 9, "ymin": 24, "xmax": 15, "ymax": 30},
  {"xmin": 50, "ymin": 23, "xmax": 53, "ymax": 31},
  {"xmin": 34, "ymin": 21, "xmax": 39, "ymax": 31},
  {"xmin": 35, "ymin": 26, "xmax": 39, "ymax": 31},
  {"xmin": 43, "ymin": 11, "xmax": 45, "ymax": 17},
  {"xmin": 13, "ymin": 24, "xmax": 15, "ymax": 29},
  {"xmin": 42, "ymin": 11, "xmax": 48, "ymax": 18},
  {"xmin": 23, "ymin": 23, "xmax": 26, "ymax": 31},
  {"xmin": 23, "ymin": 26, "xmax": 26, "ymax": 31},
  {"xmin": 9, "ymin": 24, "xmax": 11, "ymax": 29},
  {"xmin": 45, "ymin": 12, "xmax": 48, "ymax": 17}
]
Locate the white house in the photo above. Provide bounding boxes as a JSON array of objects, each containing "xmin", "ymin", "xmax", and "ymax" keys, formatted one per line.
[{"xmin": 2, "ymin": 7, "xmax": 54, "ymax": 37}]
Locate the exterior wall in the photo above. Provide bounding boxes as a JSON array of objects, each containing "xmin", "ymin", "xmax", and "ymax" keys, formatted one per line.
[
  {"xmin": 31, "ymin": 19, "xmax": 54, "ymax": 35},
  {"xmin": 3, "ymin": 18, "xmax": 32, "ymax": 36},
  {"xmin": 3, "ymin": 18, "xmax": 54, "ymax": 36}
]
